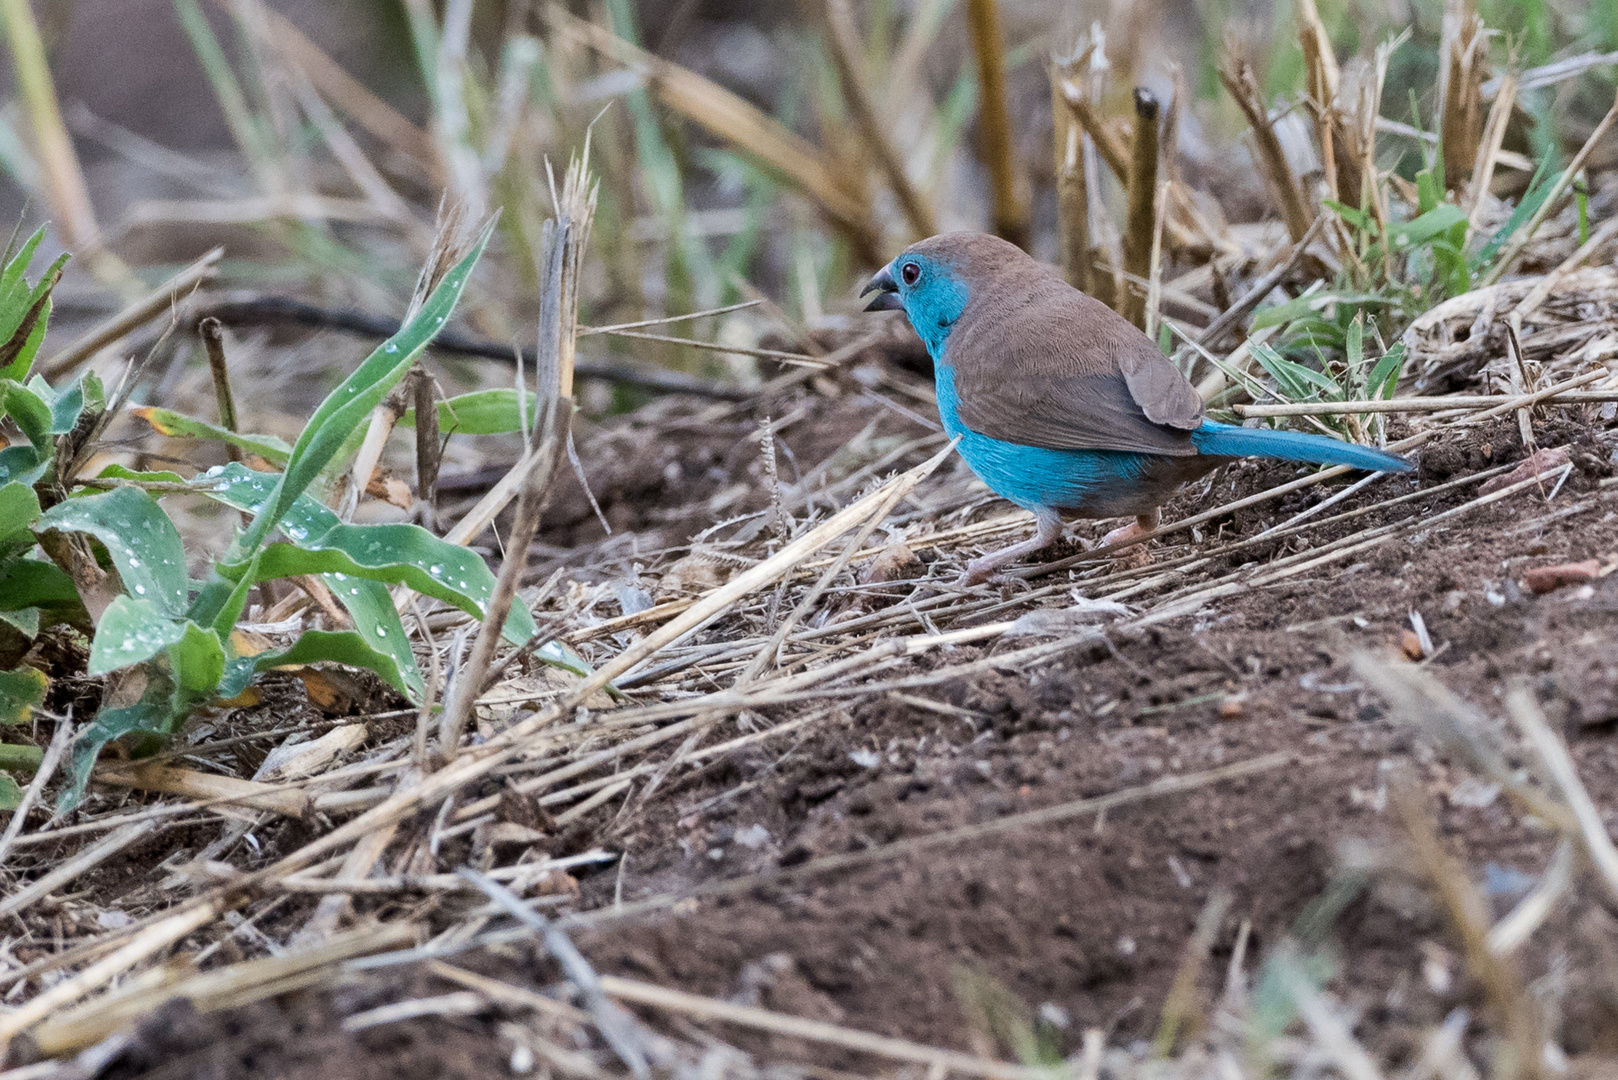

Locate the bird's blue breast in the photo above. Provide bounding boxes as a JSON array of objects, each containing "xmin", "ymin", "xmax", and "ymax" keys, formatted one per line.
[{"xmin": 933, "ymin": 361, "xmax": 1152, "ymax": 513}]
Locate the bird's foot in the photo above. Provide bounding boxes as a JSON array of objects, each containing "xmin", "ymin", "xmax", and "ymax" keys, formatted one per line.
[{"xmin": 1098, "ymin": 515, "xmax": 1157, "ymax": 568}]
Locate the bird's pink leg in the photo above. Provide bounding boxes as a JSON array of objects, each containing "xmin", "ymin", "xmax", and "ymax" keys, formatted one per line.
[
  {"xmin": 962, "ymin": 509, "xmax": 1064, "ymax": 584},
  {"xmin": 1098, "ymin": 507, "xmax": 1161, "ymax": 560}
]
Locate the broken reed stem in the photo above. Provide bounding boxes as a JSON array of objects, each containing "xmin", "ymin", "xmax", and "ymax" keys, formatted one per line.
[
  {"xmin": 1050, "ymin": 55, "xmax": 1091, "ymax": 293},
  {"xmin": 438, "ymin": 156, "xmax": 596, "ymax": 762},
  {"xmin": 1438, "ymin": 0, "xmax": 1486, "ymax": 193},
  {"xmin": 1482, "ymin": 86, "xmax": 1618, "ymax": 286},
  {"xmin": 1219, "ymin": 52, "xmax": 1313, "ymax": 244},
  {"xmin": 1120, "ymin": 88, "xmax": 1159, "ymax": 329},
  {"xmin": 964, "ymin": 0, "xmax": 1028, "ymax": 249},
  {"xmin": 197, "ymin": 317, "xmax": 241, "ymax": 463},
  {"xmin": 824, "ymin": 0, "xmax": 935, "ymax": 239},
  {"xmin": 410, "ymin": 366, "xmax": 441, "ymax": 528}
]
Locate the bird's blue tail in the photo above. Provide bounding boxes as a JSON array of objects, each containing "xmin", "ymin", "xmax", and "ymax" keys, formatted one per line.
[{"xmin": 1191, "ymin": 420, "xmax": 1412, "ymax": 473}]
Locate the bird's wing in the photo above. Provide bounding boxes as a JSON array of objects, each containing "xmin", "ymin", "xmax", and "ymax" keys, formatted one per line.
[{"xmin": 947, "ymin": 283, "xmax": 1205, "ymax": 456}]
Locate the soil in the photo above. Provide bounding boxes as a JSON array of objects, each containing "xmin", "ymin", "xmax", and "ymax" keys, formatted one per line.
[{"xmin": 13, "ymin": 366, "xmax": 1618, "ymax": 1079}]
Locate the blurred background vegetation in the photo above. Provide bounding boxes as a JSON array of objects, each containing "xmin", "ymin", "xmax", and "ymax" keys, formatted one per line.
[{"xmin": 1, "ymin": 0, "xmax": 1617, "ymax": 413}]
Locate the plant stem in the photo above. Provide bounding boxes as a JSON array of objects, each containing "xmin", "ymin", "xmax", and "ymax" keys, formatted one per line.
[
  {"xmin": 964, "ymin": 0, "xmax": 1027, "ymax": 249},
  {"xmin": 1120, "ymin": 89, "xmax": 1159, "ymax": 328}
]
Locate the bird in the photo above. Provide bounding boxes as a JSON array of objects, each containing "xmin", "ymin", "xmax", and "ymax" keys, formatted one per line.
[{"xmin": 860, "ymin": 233, "xmax": 1413, "ymax": 583}]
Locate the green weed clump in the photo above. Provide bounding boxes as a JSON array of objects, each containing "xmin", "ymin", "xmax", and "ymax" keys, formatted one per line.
[{"xmin": 0, "ymin": 224, "xmax": 582, "ymax": 810}]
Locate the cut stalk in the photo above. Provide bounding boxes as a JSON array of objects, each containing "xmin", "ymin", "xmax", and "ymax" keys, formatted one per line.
[
  {"xmin": 964, "ymin": 0, "xmax": 1028, "ymax": 248},
  {"xmin": 1050, "ymin": 47, "xmax": 1092, "ymax": 292},
  {"xmin": 1120, "ymin": 89, "xmax": 1159, "ymax": 328},
  {"xmin": 198, "ymin": 317, "xmax": 241, "ymax": 464}
]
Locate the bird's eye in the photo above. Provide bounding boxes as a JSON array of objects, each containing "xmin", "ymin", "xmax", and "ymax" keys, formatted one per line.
[{"xmin": 900, "ymin": 262, "xmax": 920, "ymax": 285}]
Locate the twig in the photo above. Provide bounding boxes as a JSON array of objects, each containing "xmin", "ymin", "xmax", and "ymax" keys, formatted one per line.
[
  {"xmin": 458, "ymin": 868, "xmax": 651, "ymax": 1079},
  {"xmin": 41, "ymin": 247, "xmax": 222, "ymax": 380},
  {"xmin": 0, "ymin": 715, "xmax": 72, "ymax": 867},
  {"xmin": 599, "ymin": 974, "xmax": 1043, "ymax": 1080},
  {"xmin": 197, "ymin": 317, "xmax": 241, "ymax": 462}
]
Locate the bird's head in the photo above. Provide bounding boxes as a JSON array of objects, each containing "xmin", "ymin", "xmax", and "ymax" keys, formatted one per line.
[{"xmin": 860, "ymin": 233, "xmax": 1030, "ymax": 358}]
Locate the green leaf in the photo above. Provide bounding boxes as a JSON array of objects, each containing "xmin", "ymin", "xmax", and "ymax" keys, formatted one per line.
[
  {"xmin": 0, "ymin": 665, "xmax": 47, "ymax": 724},
  {"xmin": 0, "ymin": 446, "xmax": 43, "ymax": 487},
  {"xmin": 1251, "ymin": 343, "xmax": 1343, "ymax": 401},
  {"xmin": 37, "ymin": 487, "xmax": 190, "ymax": 616},
  {"xmin": 0, "ymin": 379, "xmax": 51, "ymax": 449},
  {"xmin": 399, "ymin": 388, "xmax": 535, "ymax": 436},
  {"xmin": 1322, "ymin": 199, "xmax": 1373, "ymax": 234},
  {"xmin": 322, "ymin": 574, "xmax": 424, "ymax": 701},
  {"xmin": 201, "ymin": 462, "xmax": 535, "ymax": 644},
  {"xmin": 1, "ymin": 608, "xmax": 39, "ymax": 637},
  {"xmin": 1367, "ymin": 343, "xmax": 1407, "ymax": 400},
  {"xmin": 0, "ymin": 742, "xmax": 43, "ymax": 772},
  {"xmin": 1387, "ymin": 203, "xmax": 1467, "ymax": 252},
  {"xmin": 251, "ymin": 629, "xmax": 412, "ymax": 698},
  {"xmin": 0, "ymin": 300, "xmax": 48, "ymax": 385},
  {"xmin": 59, "ymin": 686, "xmax": 175, "ymax": 811},
  {"xmin": 168, "ymin": 622, "xmax": 226, "ymax": 711},
  {"xmin": 236, "ymin": 226, "xmax": 493, "ymax": 558},
  {"xmin": 130, "ymin": 406, "xmax": 293, "ymax": 466},
  {"xmin": 0, "ymin": 481, "xmax": 41, "ymax": 546},
  {"xmin": 1475, "ymin": 154, "xmax": 1555, "ymax": 271},
  {"xmin": 48, "ymin": 375, "xmax": 89, "ymax": 435},
  {"xmin": 87, "ymin": 595, "xmax": 189, "ymax": 675},
  {"xmin": 95, "ymin": 464, "xmax": 189, "ymax": 485},
  {"xmin": 0, "ymin": 772, "xmax": 22, "ymax": 810}
]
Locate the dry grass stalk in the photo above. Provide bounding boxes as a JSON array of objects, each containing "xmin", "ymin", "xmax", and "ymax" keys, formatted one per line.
[
  {"xmin": 438, "ymin": 153, "xmax": 597, "ymax": 761},
  {"xmin": 41, "ymin": 247, "xmax": 223, "ymax": 381},
  {"xmin": 1151, "ymin": 888, "xmax": 1232, "ymax": 1055},
  {"xmin": 1468, "ymin": 65, "xmax": 1517, "ymax": 227},
  {"xmin": 1233, "ymin": 388, "xmax": 1618, "ymax": 417},
  {"xmin": 1219, "ymin": 50, "xmax": 1314, "ymax": 244},
  {"xmin": 0, "ymin": 821, "xmax": 153, "ymax": 921},
  {"xmin": 1505, "ymin": 687, "xmax": 1618, "ymax": 905},
  {"xmin": 1120, "ymin": 89, "xmax": 1160, "ymax": 329},
  {"xmin": 823, "ymin": 0, "xmax": 935, "ymax": 240},
  {"xmin": 1295, "ymin": 0, "xmax": 1350, "ymax": 208},
  {"xmin": 91, "ymin": 762, "xmax": 311, "ymax": 818},
  {"xmin": 0, "ymin": 716, "xmax": 72, "ymax": 867},
  {"xmin": 1481, "ymin": 86, "xmax": 1618, "ymax": 286},
  {"xmin": 26, "ymin": 923, "xmax": 415, "ymax": 1057},
  {"xmin": 1438, "ymin": 0, "xmax": 1487, "ymax": 193},
  {"xmin": 552, "ymin": 8, "xmax": 880, "ymax": 264},
  {"xmin": 964, "ymin": 0, "xmax": 1028, "ymax": 249},
  {"xmin": 0, "ymin": 898, "xmax": 229, "ymax": 1048},
  {"xmin": 1050, "ymin": 45, "xmax": 1093, "ymax": 293},
  {"xmin": 1387, "ymin": 769, "xmax": 1546, "ymax": 1080},
  {"xmin": 593, "ymin": 973, "xmax": 1038, "ymax": 1080},
  {"xmin": 198, "ymin": 317, "xmax": 241, "ymax": 464},
  {"xmin": 254, "ymin": 2, "xmax": 438, "ymax": 177}
]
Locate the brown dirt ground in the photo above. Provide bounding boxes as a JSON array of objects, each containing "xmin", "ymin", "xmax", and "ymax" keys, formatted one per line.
[{"xmin": 14, "ymin": 370, "xmax": 1618, "ymax": 1079}]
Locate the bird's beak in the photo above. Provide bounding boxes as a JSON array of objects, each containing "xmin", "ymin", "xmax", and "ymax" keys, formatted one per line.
[{"xmin": 860, "ymin": 265, "xmax": 902, "ymax": 311}]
